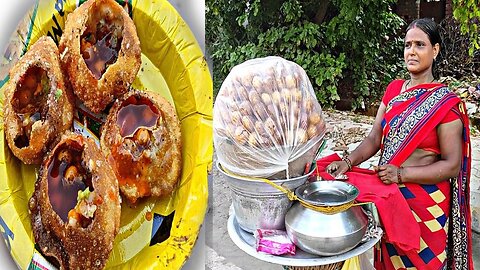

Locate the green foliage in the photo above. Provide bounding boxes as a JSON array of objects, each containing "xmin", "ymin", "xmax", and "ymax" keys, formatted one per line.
[
  {"xmin": 324, "ymin": 0, "xmax": 404, "ymax": 109},
  {"xmin": 452, "ymin": 0, "xmax": 480, "ymax": 56},
  {"xmin": 206, "ymin": 0, "xmax": 405, "ymax": 108}
]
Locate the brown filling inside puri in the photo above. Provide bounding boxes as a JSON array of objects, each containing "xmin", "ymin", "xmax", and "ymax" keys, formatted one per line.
[
  {"xmin": 80, "ymin": 5, "xmax": 124, "ymax": 80},
  {"xmin": 112, "ymin": 95, "xmax": 161, "ymax": 199},
  {"xmin": 11, "ymin": 66, "xmax": 49, "ymax": 148},
  {"xmin": 47, "ymin": 141, "xmax": 96, "ymax": 228}
]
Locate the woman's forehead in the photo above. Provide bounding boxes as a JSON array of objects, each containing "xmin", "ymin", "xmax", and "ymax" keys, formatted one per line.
[{"xmin": 405, "ymin": 27, "xmax": 430, "ymax": 43}]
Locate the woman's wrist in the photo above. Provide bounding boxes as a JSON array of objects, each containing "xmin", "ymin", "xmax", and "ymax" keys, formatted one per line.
[
  {"xmin": 397, "ymin": 166, "xmax": 404, "ymax": 184},
  {"xmin": 342, "ymin": 155, "xmax": 353, "ymax": 171}
]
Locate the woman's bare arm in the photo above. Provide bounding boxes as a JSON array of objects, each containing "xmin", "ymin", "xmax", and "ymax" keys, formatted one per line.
[
  {"xmin": 400, "ymin": 119, "xmax": 463, "ymax": 184},
  {"xmin": 377, "ymin": 119, "xmax": 463, "ymax": 184}
]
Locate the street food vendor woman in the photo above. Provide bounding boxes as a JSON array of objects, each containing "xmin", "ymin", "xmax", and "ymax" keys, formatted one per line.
[{"xmin": 326, "ymin": 18, "xmax": 473, "ymax": 270}]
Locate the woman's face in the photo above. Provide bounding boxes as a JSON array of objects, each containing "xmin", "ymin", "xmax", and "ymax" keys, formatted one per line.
[{"xmin": 404, "ymin": 27, "xmax": 439, "ymax": 76}]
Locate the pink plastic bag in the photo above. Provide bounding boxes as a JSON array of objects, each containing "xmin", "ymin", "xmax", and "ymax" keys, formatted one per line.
[{"xmin": 254, "ymin": 229, "xmax": 296, "ymax": 255}]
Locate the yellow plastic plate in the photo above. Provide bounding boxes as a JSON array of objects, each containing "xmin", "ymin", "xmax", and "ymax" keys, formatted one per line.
[{"xmin": 0, "ymin": 0, "xmax": 212, "ymax": 269}]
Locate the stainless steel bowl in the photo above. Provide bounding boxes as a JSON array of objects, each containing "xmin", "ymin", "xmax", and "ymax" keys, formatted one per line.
[
  {"xmin": 295, "ymin": 180, "xmax": 359, "ymax": 206},
  {"xmin": 218, "ymin": 162, "xmax": 315, "ymax": 233},
  {"xmin": 285, "ymin": 181, "xmax": 368, "ymax": 256}
]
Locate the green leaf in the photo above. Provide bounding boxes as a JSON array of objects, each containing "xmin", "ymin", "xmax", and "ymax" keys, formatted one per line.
[
  {"xmin": 55, "ymin": 89, "xmax": 63, "ymax": 101},
  {"xmin": 77, "ymin": 188, "xmax": 91, "ymax": 201}
]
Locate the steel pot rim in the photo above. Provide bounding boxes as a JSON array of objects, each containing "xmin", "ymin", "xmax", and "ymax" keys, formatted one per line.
[{"xmin": 294, "ymin": 180, "xmax": 359, "ymax": 207}]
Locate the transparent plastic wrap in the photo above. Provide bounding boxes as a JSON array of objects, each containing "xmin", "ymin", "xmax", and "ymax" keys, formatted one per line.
[{"xmin": 214, "ymin": 56, "xmax": 326, "ymax": 179}]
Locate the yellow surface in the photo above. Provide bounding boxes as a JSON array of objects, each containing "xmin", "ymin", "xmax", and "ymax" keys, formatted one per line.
[
  {"xmin": 341, "ymin": 256, "xmax": 361, "ymax": 270},
  {"xmin": 0, "ymin": 0, "xmax": 212, "ymax": 269}
]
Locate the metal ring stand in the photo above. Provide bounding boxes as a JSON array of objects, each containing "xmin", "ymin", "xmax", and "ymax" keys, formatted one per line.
[{"xmin": 227, "ymin": 210, "xmax": 382, "ymax": 268}]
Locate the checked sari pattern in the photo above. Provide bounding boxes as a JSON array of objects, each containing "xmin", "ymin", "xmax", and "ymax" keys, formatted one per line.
[{"xmin": 374, "ymin": 84, "xmax": 473, "ymax": 270}]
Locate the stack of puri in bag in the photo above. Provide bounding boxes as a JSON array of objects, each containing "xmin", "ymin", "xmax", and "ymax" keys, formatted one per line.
[{"xmin": 214, "ymin": 56, "xmax": 326, "ymax": 179}]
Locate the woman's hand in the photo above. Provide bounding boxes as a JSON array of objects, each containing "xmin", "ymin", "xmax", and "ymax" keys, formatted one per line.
[
  {"xmin": 375, "ymin": 165, "xmax": 401, "ymax": 185},
  {"xmin": 326, "ymin": 160, "xmax": 349, "ymax": 178}
]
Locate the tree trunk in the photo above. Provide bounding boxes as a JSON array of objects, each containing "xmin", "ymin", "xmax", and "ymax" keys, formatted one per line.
[{"xmin": 314, "ymin": 0, "xmax": 330, "ymax": 25}]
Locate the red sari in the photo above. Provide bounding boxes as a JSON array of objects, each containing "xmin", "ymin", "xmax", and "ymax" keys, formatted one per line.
[{"xmin": 374, "ymin": 81, "xmax": 473, "ymax": 270}]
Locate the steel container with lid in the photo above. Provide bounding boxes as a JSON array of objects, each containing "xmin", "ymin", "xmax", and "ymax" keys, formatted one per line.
[{"xmin": 218, "ymin": 162, "xmax": 316, "ymax": 233}]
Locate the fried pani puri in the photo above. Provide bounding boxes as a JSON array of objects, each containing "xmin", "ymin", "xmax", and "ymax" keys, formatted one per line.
[
  {"xmin": 59, "ymin": 0, "xmax": 141, "ymax": 113},
  {"xmin": 3, "ymin": 36, "xmax": 74, "ymax": 164},
  {"xmin": 29, "ymin": 133, "xmax": 121, "ymax": 270},
  {"xmin": 101, "ymin": 90, "xmax": 182, "ymax": 204}
]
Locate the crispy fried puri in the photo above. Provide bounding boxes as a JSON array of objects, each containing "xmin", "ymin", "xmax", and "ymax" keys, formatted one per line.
[
  {"xmin": 100, "ymin": 90, "xmax": 182, "ymax": 204},
  {"xmin": 3, "ymin": 36, "xmax": 74, "ymax": 165},
  {"xmin": 59, "ymin": 0, "xmax": 141, "ymax": 113},
  {"xmin": 29, "ymin": 133, "xmax": 121, "ymax": 270}
]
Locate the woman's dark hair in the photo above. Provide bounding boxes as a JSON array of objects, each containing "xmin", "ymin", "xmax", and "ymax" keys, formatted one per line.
[{"xmin": 406, "ymin": 18, "xmax": 442, "ymax": 79}]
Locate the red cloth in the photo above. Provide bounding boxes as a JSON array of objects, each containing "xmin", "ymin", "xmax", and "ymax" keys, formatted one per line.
[{"xmin": 314, "ymin": 153, "xmax": 420, "ymax": 252}]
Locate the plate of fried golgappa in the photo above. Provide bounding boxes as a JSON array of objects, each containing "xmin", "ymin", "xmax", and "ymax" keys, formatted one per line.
[{"xmin": 0, "ymin": 0, "xmax": 212, "ymax": 269}]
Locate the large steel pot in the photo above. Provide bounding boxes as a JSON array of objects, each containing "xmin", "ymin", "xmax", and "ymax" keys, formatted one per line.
[
  {"xmin": 218, "ymin": 162, "xmax": 315, "ymax": 233},
  {"xmin": 285, "ymin": 181, "xmax": 368, "ymax": 256}
]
